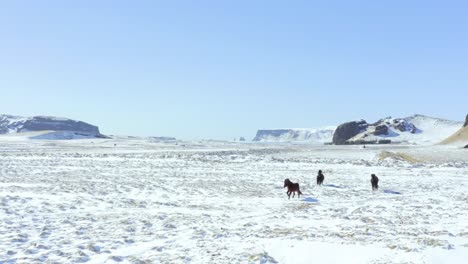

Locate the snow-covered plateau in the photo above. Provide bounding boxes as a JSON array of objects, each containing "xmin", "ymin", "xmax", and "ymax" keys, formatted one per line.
[{"xmin": 1, "ymin": 137, "xmax": 467, "ymax": 263}]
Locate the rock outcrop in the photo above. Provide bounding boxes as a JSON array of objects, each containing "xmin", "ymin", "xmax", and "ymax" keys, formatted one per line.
[
  {"xmin": 464, "ymin": 114, "xmax": 468, "ymax": 127},
  {"xmin": 332, "ymin": 120, "xmax": 368, "ymax": 145},
  {"xmin": 373, "ymin": 124, "xmax": 388, "ymax": 135},
  {"xmin": 0, "ymin": 114, "xmax": 104, "ymax": 137},
  {"xmin": 334, "ymin": 115, "xmax": 461, "ymax": 145}
]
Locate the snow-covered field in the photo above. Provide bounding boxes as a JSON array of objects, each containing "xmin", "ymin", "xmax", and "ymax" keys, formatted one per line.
[{"xmin": 1, "ymin": 138, "xmax": 467, "ymax": 263}]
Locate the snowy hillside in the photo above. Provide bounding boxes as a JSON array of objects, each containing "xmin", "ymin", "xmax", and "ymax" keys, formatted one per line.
[
  {"xmin": 340, "ymin": 115, "xmax": 462, "ymax": 145},
  {"xmin": 253, "ymin": 127, "xmax": 336, "ymax": 143}
]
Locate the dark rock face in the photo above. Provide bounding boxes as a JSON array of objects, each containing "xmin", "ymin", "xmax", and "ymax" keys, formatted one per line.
[
  {"xmin": 0, "ymin": 115, "xmax": 102, "ymax": 137},
  {"xmin": 465, "ymin": 144, "xmax": 468, "ymax": 149},
  {"xmin": 373, "ymin": 125, "xmax": 388, "ymax": 135},
  {"xmin": 332, "ymin": 120, "xmax": 368, "ymax": 145},
  {"xmin": 378, "ymin": 139, "xmax": 392, "ymax": 144},
  {"xmin": 394, "ymin": 119, "xmax": 417, "ymax": 133},
  {"xmin": 239, "ymin": 137, "xmax": 246, "ymax": 142},
  {"xmin": 464, "ymin": 114, "xmax": 468, "ymax": 127}
]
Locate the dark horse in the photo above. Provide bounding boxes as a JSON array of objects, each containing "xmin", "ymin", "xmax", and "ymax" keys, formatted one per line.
[
  {"xmin": 371, "ymin": 174, "xmax": 379, "ymax": 191},
  {"xmin": 284, "ymin": 179, "xmax": 302, "ymax": 199},
  {"xmin": 317, "ymin": 170, "xmax": 325, "ymax": 186}
]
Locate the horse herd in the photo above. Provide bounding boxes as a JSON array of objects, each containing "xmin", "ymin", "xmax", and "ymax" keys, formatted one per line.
[{"xmin": 283, "ymin": 170, "xmax": 380, "ymax": 199}]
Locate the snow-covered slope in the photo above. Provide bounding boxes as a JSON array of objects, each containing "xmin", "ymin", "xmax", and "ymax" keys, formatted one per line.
[
  {"xmin": 440, "ymin": 124, "xmax": 468, "ymax": 146},
  {"xmin": 30, "ymin": 131, "xmax": 102, "ymax": 140},
  {"xmin": 0, "ymin": 114, "xmax": 104, "ymax": 139},
  {"xmin": 406, "ymin": 114, "xmax": 463, "ymax": 143},
  {"xmin": 0, "ymin": 131, "xmax": 101, "ymax": 141},
  {"xmin": 252, "ymin": 127, "xmax": 336, "ymax": 143},
  {"xmin": 346, "ymin": 115, "xmax": 462, "ymax": 145}
]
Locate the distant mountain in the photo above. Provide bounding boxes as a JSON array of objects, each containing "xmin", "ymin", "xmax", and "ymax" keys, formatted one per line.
[
  {"xmin": 252, "ymin": 127, "xmax": 336, "ymax": 143},
  {"xmin": 0, "ymin": 114, "xmax": 106, "ymax": 139},
  {"xmin": 333, "ymin": 115, "xmax": 462, "ymax": 145}
]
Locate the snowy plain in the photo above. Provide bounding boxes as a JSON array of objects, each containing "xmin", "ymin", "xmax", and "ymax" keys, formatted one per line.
[{"xmin": 0, "ymin": 137, "xmax": 467, "ymax": 263}]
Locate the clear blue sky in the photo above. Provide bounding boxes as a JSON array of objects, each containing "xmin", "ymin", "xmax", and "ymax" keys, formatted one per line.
[{"xmin": 1, "ymin": 1, "xmax": 467, "ymax": 139}]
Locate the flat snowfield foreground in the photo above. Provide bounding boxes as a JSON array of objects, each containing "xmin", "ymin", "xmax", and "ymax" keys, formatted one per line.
[{"xmin": 1, "ymin": 139, "xmax": 468, "ymax": 264}]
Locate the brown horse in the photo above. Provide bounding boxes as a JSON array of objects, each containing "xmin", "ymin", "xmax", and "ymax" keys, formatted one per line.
[{"xmin": 284, "ymin": 179, "xmax": 302, "ymax": 199}]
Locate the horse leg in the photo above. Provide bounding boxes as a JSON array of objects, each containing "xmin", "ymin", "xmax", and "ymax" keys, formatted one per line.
[{"xmin": 292, "ymin": 191, "xmax": 295, "ymax": 198}]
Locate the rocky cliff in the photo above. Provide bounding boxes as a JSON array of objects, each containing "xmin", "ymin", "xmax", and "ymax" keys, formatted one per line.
[
  {"xmin": 0, "ymin": 114, "xmax": 104, "ymax": 137},
  {"xmin": 332, "ymin": 120, "xmax": 368, "ymax": 145}
]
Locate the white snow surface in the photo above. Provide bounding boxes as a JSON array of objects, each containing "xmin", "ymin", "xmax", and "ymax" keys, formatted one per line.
[{"xmin": 1, "ymin": 138, "xmax": 467, "ymax": 263}]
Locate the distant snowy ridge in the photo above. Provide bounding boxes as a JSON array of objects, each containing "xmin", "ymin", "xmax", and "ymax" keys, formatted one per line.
[
  {"xmin": 333, "ymin": 114, "xmax": 462, "ymax": 145},
  {"xmin": 0, "ymin": 114, "xmax": 106, "ymax": 139},
  {"xmin": 252, "ymin": 127, "xmax": 336, "ymax": 142}
]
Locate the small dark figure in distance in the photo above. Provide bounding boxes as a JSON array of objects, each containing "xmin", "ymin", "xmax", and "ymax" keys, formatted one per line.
[
  {"xmin": 317, "ymin": 170, "xmax": 325, "ymax": 186},
  {"xmin": 284, "ymin": 179, "xmax": 302, "ymax": 199},
  {"xmin": 371, "ymin": 174, "xmax": 379, "ymax": 191}
]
